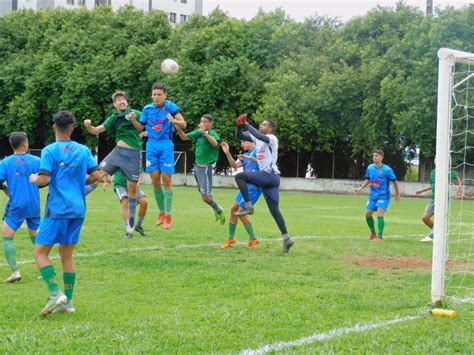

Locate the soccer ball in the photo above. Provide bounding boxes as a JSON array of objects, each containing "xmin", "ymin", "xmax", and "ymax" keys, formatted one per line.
[{"xmin": 161, "ymin": 59, "xmax": 179, "ymax": 75}]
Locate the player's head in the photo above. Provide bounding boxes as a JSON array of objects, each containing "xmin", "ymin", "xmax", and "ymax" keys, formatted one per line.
[
  {"xmin": 9, "ymin": 132, "xmax": 28, "ymax": 152},
  {"xmin": 200, "ymin": 114, "xmax": 214, "ymax": 130},
  {"xmin": 259, "ymin": 119, "xmax": 276, "ymax": 134},
  {"xmin": 111, "ymin": 91, "xmax": 129, "ymax": 112},
  {"xmin": 372, "ymin": 150, "xmax": 384, "ymax": 164},
  {"xmin": 53, "ymin": 110, "xmax": 76, "ymax": 136},
  {"xmin": 152, "ymin": 83, "xmax": 167, "ymax": 106},
  {"xmin": 241, "ymin": 139, "xmax": 255, "ymax": 152}
]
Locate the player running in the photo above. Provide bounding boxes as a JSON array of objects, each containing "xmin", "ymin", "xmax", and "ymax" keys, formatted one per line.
[
  {"xmin": 354, "ymin": 150, "xmax": 400, "ymax": 241},
  {"xmin": 30, "ymin": 111, "xmax": 101, "ymax": 316},
  {"xmin": 415, "ymin": 158, "xmax": 463, "ymax": 242},
  {"xmin": 176, "ymin": 114, "xmax": 225, "ymax": 225},
  {"xmin": 221, "ymin": 140, "xmax": 262, "ymax": 249},
  {"xmin": 84, "ymin": 91, "xmax": 142, "ymax": 238},
  {"xmin": 0, "ymin": 132, "xmax": 41, "ymax": 283},
  {"xmin": 129, "ymin": 83, "xmax": 186, "ymax": 230},
  {"xmin": 234, "ymin": 114, "xmax": 294, "ymax": 253}
]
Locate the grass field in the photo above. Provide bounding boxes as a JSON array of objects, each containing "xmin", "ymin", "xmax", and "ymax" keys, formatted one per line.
[{"xmin": 0, "ymin": 186, "xmax": 472, "ymax": 353}]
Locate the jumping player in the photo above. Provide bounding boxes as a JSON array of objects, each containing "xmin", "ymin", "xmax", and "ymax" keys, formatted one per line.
[
  {"xmin": 234, "ymin": 114, "xmax": 294, "ymax": 253},
  {"xmin": 354, "ymin": 150, "xmax": 400, "ymax": 241},
  {"xmin": 30, "ymin": 111, "xmax": 101, "ymax": 316},
  {"xmin": 0, "ymin": 132, "xmax": 41, "ymax": 283},
  {"xmin": 129, "ymin": 83, "xmax": 186, "ymax": 230},
  {"xmin": 221, "ymin": 140, "xmax": 262, "ymax": 249},
  {"xmin": 176, "ymin": 114, "xmax": 225, "ymax": 225},
  {"xmin": 84, "ymin": 91, "xmax": 142, "ymax": 238}
]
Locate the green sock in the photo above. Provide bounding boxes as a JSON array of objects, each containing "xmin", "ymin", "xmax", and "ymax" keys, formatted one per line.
[
  {"xmin": 63, "ymin": 272, "xmax": 76, "ymax": 301},
  {"xmin": 366, "ymin": 217, "xmax": 376, "ymax": 234},
  {"xmin": 377, "ymin": 216, "xmax": 385, "ymax": 238},
  {"xmin": 154, "ymin": 187, "xmax": 165, "ymax": 212},
  {"xmin": 2, "ymin": 237, "xmax": 18, "ymax": 272},
  {"xmin": 39, "ymin": 265, "xmax": 60, "ymax": 294},
  {"xmin": 244, "ymin": 223, "xmax": 257, "ymax": 240},
  {"xmin": 228, "ymin": 222, "xmax": 237, "ymax": 239},
  {"xmin": 164, "ymin": 189, "xmax": 173, "ymax": 215},
  {"xmin": 30, "ymin": 236, "xmax": 36, "ymax": 245}
]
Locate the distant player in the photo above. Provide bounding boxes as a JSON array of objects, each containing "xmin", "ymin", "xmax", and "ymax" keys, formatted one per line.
[
  {"xmin": 415, "ymin": 158, "xmax": 463, "ymax": 242},
  {"xmin": 112, "ymin": 169, "xmax": 148, "ymax": 238},
  {"xmin": 30, "ymin": 111, "xmax": 101, "ymax": 316},
  {"xmin": 84, "ymin": 91, "xmax": 142, "ymax": 238},
  {"xmin": 0, "ymin": 132, "xmax": 41, "ymax": 283},
  {"xmin": 354, "ymin": 150, "xmax": 400, "ymax": 241},
  {"xmin": 129, "ymin": 83, "xmax": 186, "ymax": 230},
  {"xmin": 234, "ymin": 115, "xmax": 294, "ymax": 253},
  {"xmin": 221, "ymin": 140, "xmax": 262, "ymax": 249},
  {"xmin": 176, "ymin": 114, "xmax": 225, "ymax": 224}
]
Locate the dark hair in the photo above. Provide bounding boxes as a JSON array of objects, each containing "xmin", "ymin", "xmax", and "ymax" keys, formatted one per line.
[
  {"xmin": 111, "ymin": 91, "xmax": 128, "ymax": 102},
  {"xmin": 265, "ymin": 119, "xmax": 276, "ymax": 132},
  {"xmin": 202, "ymin": 114, "xmax": 214, "ymax": 122},
  {"xmin": 53, "ymin": 110, "xmax": 76, "ymax": 132},
  {"xmin": 9, "ymin": 132, "xmax": 28, "ymax": 150},
  {"xmin": 374, "ymin": 149, "xmax": 384, "ymax": 156},
  {"xmin": 152, "ymin": 83, "xmax": 167, "ymax": 93}
]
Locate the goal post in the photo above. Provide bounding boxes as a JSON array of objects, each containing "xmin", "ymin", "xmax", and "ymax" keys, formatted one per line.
[{"xmin": 432, "ymin": 48, "xmax": 474, "ymax": 305}]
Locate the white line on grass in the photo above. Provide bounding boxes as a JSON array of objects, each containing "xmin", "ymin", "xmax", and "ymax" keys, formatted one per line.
[
  {"xmin": 0, "ymin": 233, "xmax": 425, "ymax": 268},
  {"xmin": 239, "ymin": 294, "xmax": 474, "ymax": 354}
]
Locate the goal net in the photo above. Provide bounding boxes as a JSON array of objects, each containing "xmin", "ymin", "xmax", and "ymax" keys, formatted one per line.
[{"xmin": 432, "ymin": 48, "xmax": 474, "ymax": 306}]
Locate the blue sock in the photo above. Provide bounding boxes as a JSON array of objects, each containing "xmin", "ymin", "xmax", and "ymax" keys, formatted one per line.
[
  {"xmin": 128, "ymin": 198, "xmax": 137, "ymax": 227},
  {"xmin": 136, "ymin": 216, "xmax": 144, "ymax": 228}
]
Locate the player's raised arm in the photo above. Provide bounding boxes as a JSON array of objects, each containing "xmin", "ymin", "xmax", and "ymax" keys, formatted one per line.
[
  {"xmin": 128, "ymin": 111, "xmax": 145, "ymax": 132},
  {"xmin": 83, "ymin": 119, "xmax": 106, "ymax": 135},
  {"xmin": 221, "ymin": 142, "xmax": 242, "ymax": 169},
  {"xmin": 168, "ymin": 112, "xmax": 186, "ymax": 129}
]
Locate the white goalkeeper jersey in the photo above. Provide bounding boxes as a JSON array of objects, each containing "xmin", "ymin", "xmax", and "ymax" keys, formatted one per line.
[{"xmin": 250, "ymin": 133, "xmax": 280, "ymax": 174}]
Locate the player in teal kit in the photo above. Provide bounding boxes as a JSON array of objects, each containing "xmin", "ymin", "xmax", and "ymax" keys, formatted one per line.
[
  {"xmin": 129, "ymin": 83, "xmax": 186, "ymax": 230},
  {"xmin": 355, "ymin": 150, "xmax": 400, "ymax": 241},
  {"xmin": 30, "ymin": 111, "xmax": 101, "ymax": 316},
  {"xmin": 0, "ymin": 132, "xmax": 41, "ymax": 283}
]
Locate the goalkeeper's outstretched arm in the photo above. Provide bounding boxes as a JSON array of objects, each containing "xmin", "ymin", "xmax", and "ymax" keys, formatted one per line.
[
  {"xmin": 236, "ymin": 125, "xmax": 253, "ymax": 142},
  {"xmin": 243, "ymin": 123, "xmax": 270, "ymax": 144}
]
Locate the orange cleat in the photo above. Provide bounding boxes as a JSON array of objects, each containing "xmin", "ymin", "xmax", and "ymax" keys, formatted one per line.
[
  {"xmin": 163, "ymin": 215, "xmax": 172, "ymax": 230},
  {"xmin": 156, "ymin": 212, "xmax": 165, "ymax": 226},
  {"xmin": 221, "ymin": 239, "xmax": 237, "ymax": 249},
  {"xmin": 247, "ymin": 239, "xmax": 260, "ymax": 249},
  {"xmin": 367, "ymin": 233, "xmax": 377, "ymax": 240},
  {"xmin": 372, "ymin": 237, "xmax": 384, "ymax": 242}
]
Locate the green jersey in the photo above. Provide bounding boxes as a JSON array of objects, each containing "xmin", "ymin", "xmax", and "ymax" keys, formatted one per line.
[
  {"xmin": 187, "ymin": 129, "xmax": 221, "ymax": 165},
  {"xmin": 429, "ymin": 168, "xmax": 459, "ymax": 201},
  {"xmin": 103, "ymin": 108, "xmax": 142, "ymax": 150}
]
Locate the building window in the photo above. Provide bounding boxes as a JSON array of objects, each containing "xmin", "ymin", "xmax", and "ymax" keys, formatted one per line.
[
  {"xmin": 169, "ymin": 12, "xmax": 176, "ymax": 24},
  {"xmin": 181, "ymin": 0, "xmax": 187, "ymax": 3},
  {"xmin": 66, "ymin": 0, "xmax": 75, "ymax": 4},
  {"xmin": 180, "ymin": 14, "xmax": 187, "ymax": 22},
  {"xmin": 78, "ymin": 0, "xmax": 85, "ymax": 4}
]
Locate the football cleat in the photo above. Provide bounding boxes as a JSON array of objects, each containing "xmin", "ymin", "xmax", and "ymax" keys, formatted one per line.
[
  {"xmin": 420, "ymin": 236, "xmax": 433, "ymax": 243},
  {"xmin": 164, "ymin": 215, "xmax": 172, "ymax": 230},
  {"xmin": 234, "ymin": 207, "xmax": 254, "ymax": 216},
  {"xmin": 156, "ymin": 212, "xmax": 166, "ymax": 226},
  {"xmin": 247, "ymin": 239, "xmax": 260, "ymax": 249},
  {"xmin": 221, "ymin": 239, "xmax": 237, "ymax": 249},
  {"xmin": 40, "ymin": 292, "xmax": 67, "ymax": 317},
  {"xmin": 4, "ymin": 271, "xmax": 21, "ymax": 283},
  {"xmin": 134, "ymin": 226, "xmax": 147, "ymax": 236},
  {"xmin": 367, "ymin": 233, "xmax": 377, "ymax": 240},
  {"xmin": 53, "ymin": 301, "xmax": 76, "ymax": 314},
  {"xmin": 283, "ymin": 238, "xmax": 294, "ymax": 253},
  {"xmin": 215, "ymin": 211, "xmax": 226, "ymax": 225}
]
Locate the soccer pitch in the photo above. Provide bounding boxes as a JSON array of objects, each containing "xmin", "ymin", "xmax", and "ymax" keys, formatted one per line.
[{"xmin": 0, "ymin": 186, "xmax": 472, "ymax": 353}]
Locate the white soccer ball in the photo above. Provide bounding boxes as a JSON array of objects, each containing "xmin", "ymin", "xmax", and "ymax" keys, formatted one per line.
[{"xmin": 161, "ymin": 59, "xmax": 179, "ymax": 75}]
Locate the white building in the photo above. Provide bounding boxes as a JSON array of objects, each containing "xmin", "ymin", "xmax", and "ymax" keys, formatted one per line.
[{"xmin": 0, "ymin": 0, "xmax": 203, "ymax": 24}]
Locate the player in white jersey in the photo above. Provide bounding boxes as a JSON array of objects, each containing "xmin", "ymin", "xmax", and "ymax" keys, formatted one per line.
[{"xmin": 233, "ymin": 114, "xmax": 293, "ymax": 253}]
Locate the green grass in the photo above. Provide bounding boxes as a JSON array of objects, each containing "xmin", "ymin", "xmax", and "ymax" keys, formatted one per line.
[{"xmin": 0, "ymin": 186, "xmax": 472, "ymax": 353}]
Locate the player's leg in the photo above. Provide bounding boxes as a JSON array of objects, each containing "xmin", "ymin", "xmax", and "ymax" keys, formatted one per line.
[
  {"xmin": 160, "ymin": 141, "xmax": 175, "ymax": 230},
  {"xmin": 240, "ymin": 189, "xmax": 261, "ymax": 248},
  {"xmin": 26, "ymin": 217, "xmax": 40, "ymax": 245},
  {"xmin": 134, "ymin": 189, "xmax": 148, "ymax": 236},
  {"xmin": 35, "ymin": 219, "xmax": 67, "ymax": 316},
  {"xmin": 222, "ymin": 201, "xmax": 240, "ymax": 248},
  {"xmin": 420, "ymin": 202, "xmax": 434, "ymax": 242},
  {"xmin": 56, "ymin": 243, "xmax": 77, "ymax": 314},
  {"xmin": 365, "ymin": 199, "xmax": 377, "ymax": 240},
  {"xmin": 2, "ymin": 219, "xmax": 20, "ymax": 282},
  {"xmin": 150, "ymin": 169, "xmax": 166, "ymax": 225},
  {"xmin": 195, "ymin": 165, "xmax": 224, "ymax": 224},
  {"xmin": 374, "ymin": 200, "xmax": 390, "ymax": 241},
  {"xmin": 121, "ymin": 147, "xmax": 141, "ymax": 232}
]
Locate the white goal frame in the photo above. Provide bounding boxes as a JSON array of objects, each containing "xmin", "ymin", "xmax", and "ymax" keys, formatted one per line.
[{"xmin": 432, "ymin": 48, "xmax": 474, "ymax": 305}]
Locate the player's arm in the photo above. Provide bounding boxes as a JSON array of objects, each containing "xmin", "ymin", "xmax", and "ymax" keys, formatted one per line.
[
  {"xmin": 415, "ymin": 185, "xmax": 431, "ymax": 195},
  {"xmin": 221, "ymin": 142, "xmax": 242, "ymax": 169},
  {"xmin": 354, "ymin": 179, "xmax": 370, "ymax": 194},
  {"xmin": 176, "ymin": 128, "xmax": 190, "ymax": 141},
  {"xmin": 84, "ymin": 120, "xmax": 106, "ymax": 135},
  {"xmin": 236, "ymin": 125, "xmax": 253, "ymax": 142},
  {"xmin": 238, "ymin": 154, "xmax": 258, "ymax": 162},
  {"xmin": 392, "ymin": 180, "xmax": 401, "ymax": 202},
  {"xmin": 129, "ymin": 111, "xmax": 145, "ymax": 132},
  {"xmin": 86, "ymin": 169, "xmax": 102, "ymax": 185},
  {"xmin": 200, "ymin": 125, "xmax": 219, "ymax": 147},
  {"xmin": 244, "ymin": 123, "xmax": 271, "ymax": 144},
  {"xmin": 168, "ymin": 112, "xmax": 186, "ymax": 129},
  {"xmin": 0, "ymin": 181, "xmax": 8, "ymax": 197},
  {"xmin": 30, "ymin": 173, "xmax": 49, "ymax": 187}
]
